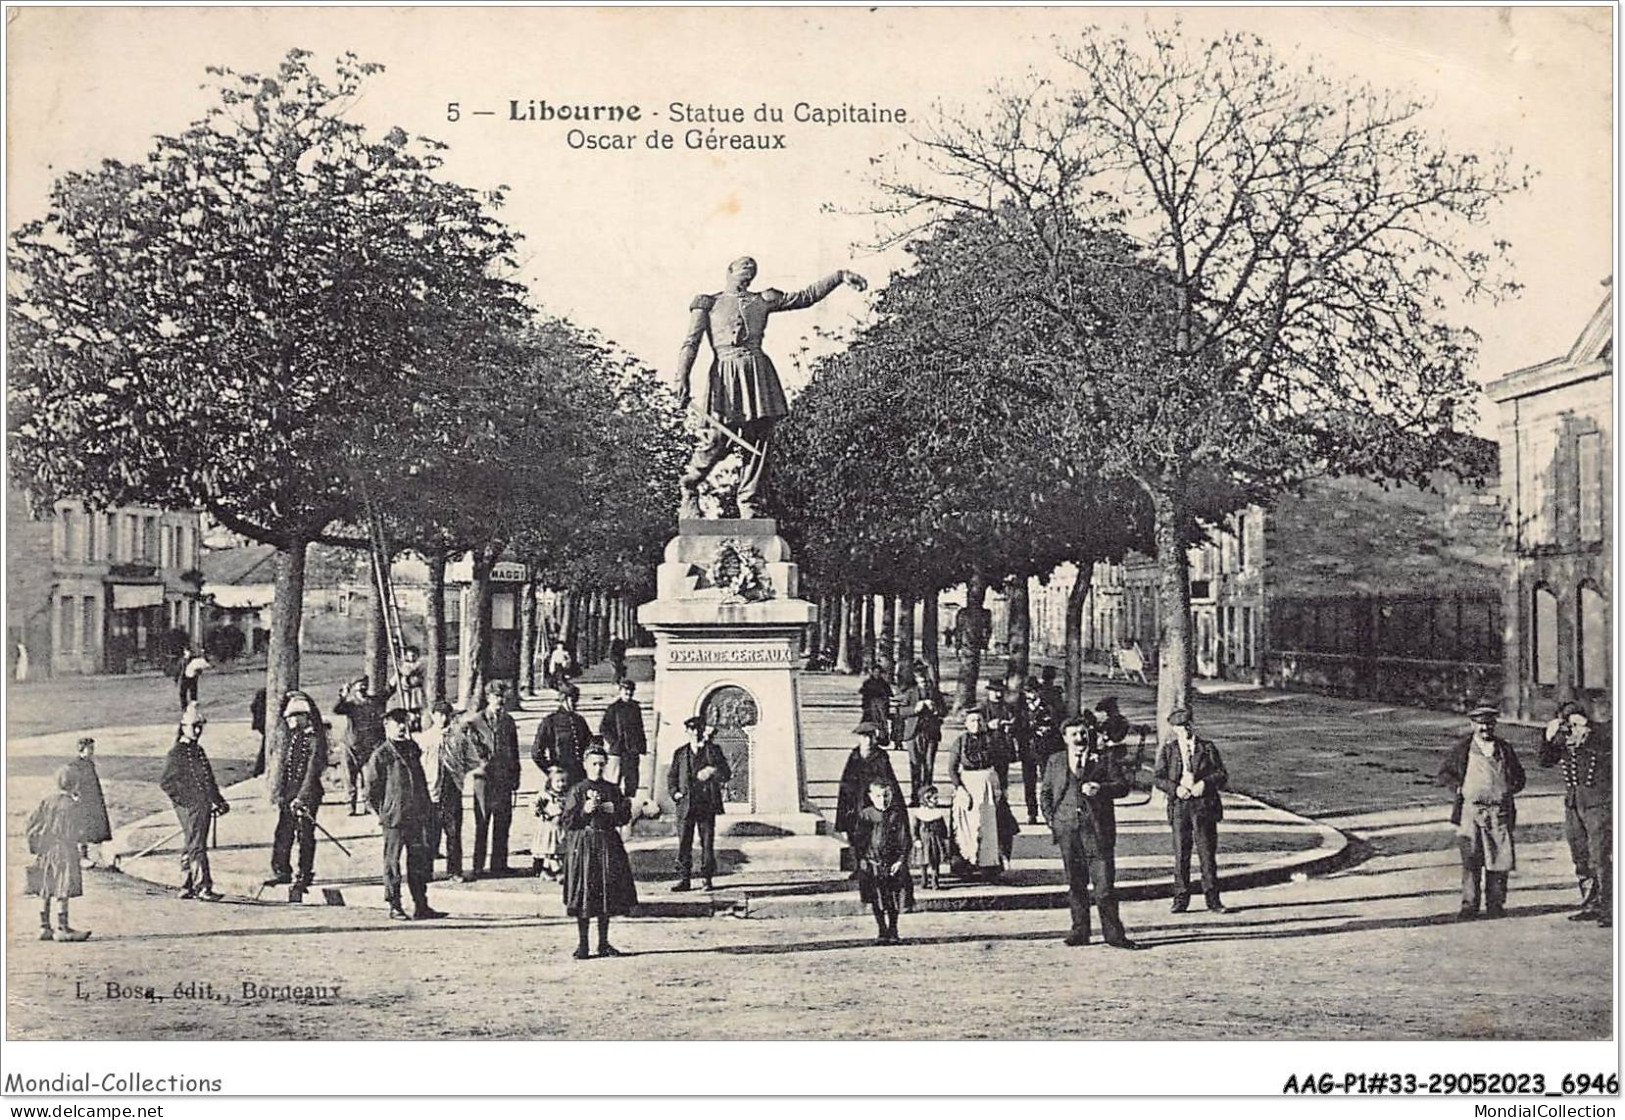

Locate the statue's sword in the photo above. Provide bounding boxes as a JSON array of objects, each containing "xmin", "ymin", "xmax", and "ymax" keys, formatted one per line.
[{"xmin": 684, "ymin": 406, "xmax": 762, "ymax": 460}]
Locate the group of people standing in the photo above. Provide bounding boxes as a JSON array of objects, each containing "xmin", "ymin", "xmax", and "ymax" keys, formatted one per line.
[
  {"xmin": 247, "ymin": 672, "xmax": 654, "ymax": 948},
  {"xmin": 837, "ymin": 660, "xmax": 1232, "ymax": 948}
]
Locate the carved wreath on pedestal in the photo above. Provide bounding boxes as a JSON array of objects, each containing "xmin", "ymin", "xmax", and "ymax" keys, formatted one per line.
[{"xmin": 708, "ymin": 539, "xmax": 774, "ymax": 603}]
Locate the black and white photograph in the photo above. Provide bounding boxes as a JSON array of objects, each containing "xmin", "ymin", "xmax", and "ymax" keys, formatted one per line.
[{"xmin": 1, "ymin": 2, "xmax": 1616, "ymax": 1105}]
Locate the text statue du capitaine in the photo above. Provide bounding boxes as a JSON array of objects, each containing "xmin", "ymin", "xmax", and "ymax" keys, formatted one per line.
[{"xmin": 675, "ymin": 256, "xmax": 867, "ymax": 519}]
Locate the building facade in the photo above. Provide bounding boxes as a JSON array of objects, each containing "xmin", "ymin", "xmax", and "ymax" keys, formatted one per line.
[
  {"xmin": 1024, "ymin": 468, "xmax": 1505, "ymax": 711},
  {"xmin": 1486, "ymin": 282, "xmax": 1612, "ymax": 721},
  {"xmin": 7, "ymin": 493, "xmax": 205, "ymax": 677}
]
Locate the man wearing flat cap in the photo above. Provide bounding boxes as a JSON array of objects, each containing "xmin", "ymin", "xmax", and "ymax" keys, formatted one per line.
[
  {"xmin": 364, "ymin": 709, "xmax": 446, "ymax": 920},
  {"xmin": 667, "ymin": 716, "xmax": 732, "ymax": 891},
  {"xmin": 1439, "ymin": 705, "xmax": 1525, "ymax": 920},
  {"xmin": 1152, "ymin": 707, "xmax": 1230, "ymax": 914}
]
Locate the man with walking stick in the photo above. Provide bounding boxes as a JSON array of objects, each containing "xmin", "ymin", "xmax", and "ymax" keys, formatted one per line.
[
  {"xmin": 265, "ymin": 691, "xmax": 328, "ymax": 901},
  {"xmin": 159, "ymin": 705, "xmax": 230, "ymax": 902}
]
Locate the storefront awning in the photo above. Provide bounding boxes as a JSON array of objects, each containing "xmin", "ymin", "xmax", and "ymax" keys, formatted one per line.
[{"xmin": 111, "ymin": 583, "xmax": 165, "ymax": 610}]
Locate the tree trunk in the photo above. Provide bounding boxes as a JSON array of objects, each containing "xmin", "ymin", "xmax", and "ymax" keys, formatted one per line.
[
  {"xmin": 364, "ymin": 570, "xmax": 390, "ymax": 697},
  {"xmin": 861, "ymin": 594, "xmax": 876, "ymax": 670},
  {"xmin": 879, "ymin": 595, "xmax": 897, "ymax": 678},
  {"xmin": 824, "ymin": 594, "xmax": 842, "ymax": 664},
  {"xmin": 1006, "ymin": 575, "xmax": 1031, "ymax": 684},
  {"xmin": 1064, "ymin": 563, "xmax": 1094, "ymax": 718},
  {"xmin": 897, "ymin": 595, "xmax": 915, "ymax": 669},
  {"xmin": 954, "ymin": 573, "xmax": 988, "ymax": 712},
  {"xmin": 462, "ymin": 546, "xmax": 495, "ymax": 710},
  {"xmin": 920, "ymin": 591, "xmax": 940, "ymax": 692},
  {"xmin": 842, "ymin": 593, "xmax": 862, "ymax": 674},
  {"xmin": 560, "ymin": 590, "xmax": 579, "ymax": 660},
  {"xmin": 262, "ymin": 533, "xmax": 309, "ymax": 808},
  {"xmin": 520, "ymin": 575, "xmax": 538, "ymax": 695},
  {"xmin": 425, "ymin": 549, "xmax": 447, "ymax": 709},
  {"xmin": 1152, "ymin": 473, "xmax": 1193, "ymax": 736}
]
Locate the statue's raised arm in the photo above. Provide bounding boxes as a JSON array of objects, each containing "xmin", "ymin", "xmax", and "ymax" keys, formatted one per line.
[{"xmin": 675, "ymin": 256, "xmax": 867, "ymax": 520}]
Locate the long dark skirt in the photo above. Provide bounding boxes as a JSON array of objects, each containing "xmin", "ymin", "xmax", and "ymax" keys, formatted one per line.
[{"xmin": 561, "ymin": 826, "xmax": 639, "ymax": 918}]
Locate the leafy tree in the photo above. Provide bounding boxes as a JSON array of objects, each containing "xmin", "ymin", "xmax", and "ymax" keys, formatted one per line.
[
  {"xmin": 875, "ymin": 25, "xmax": 1526, "ymax": 727},
  {"xmin": 8, "ymin": 49, "xmax": 527, "ymax": 783}
]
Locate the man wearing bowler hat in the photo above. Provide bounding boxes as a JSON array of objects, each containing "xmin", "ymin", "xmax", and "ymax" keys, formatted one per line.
[
  {"xmin": 1153, "ymin": 707, "xmax": 1229, "ymax": 914},
  {"xmin": 1439, "ymin": 705, "xmax": 1525, "ymax": 920}
]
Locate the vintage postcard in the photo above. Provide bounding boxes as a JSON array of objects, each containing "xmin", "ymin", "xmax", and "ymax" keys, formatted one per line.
[{"xmin": 2, "ymin": 3, "xmax": 1616, "ymax": 1106}]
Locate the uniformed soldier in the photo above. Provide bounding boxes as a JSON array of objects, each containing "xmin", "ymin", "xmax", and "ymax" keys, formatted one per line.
[
  {"xmin": 159, "ymin": 705, "xmax": 230, "ymax": 901},
  {"xmin": 1541, "ymin": 701, "xmax": 1612, "ymax": 927}
]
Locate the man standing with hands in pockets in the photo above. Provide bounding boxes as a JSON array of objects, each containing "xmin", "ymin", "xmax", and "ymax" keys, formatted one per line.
[
  {"xmin": 1042, "ymin": 717, "xmax": 1138, "ymax": 949},
  {"xmin": 667, "ymin": 716, "xmax": 732, "ymax": 892},
  {"xmin": 1154, "ymin": 707, "xmax": 1229, "ymax": 914}
]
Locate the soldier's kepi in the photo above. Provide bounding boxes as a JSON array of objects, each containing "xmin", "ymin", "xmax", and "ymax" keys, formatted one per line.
[{"xmin": 674, "ymin": 255, "xmax": 867, "ymax": 519}]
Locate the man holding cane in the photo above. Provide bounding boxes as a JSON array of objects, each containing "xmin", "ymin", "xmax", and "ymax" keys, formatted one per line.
[{"xmin": 265, "ymin": 691, "xmax": 328, "ymax": 900}]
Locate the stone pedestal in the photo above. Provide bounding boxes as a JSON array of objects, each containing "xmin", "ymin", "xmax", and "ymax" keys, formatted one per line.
[{"xmin": 637, "ymin": 519, "xmax": 828, "ymax": 839}]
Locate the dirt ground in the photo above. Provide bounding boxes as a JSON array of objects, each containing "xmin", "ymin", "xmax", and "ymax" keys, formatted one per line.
[
  {"xmin": 5, "ymin": 792, "xmax": 1609, "ymax": 1043},
  {"xmin": 5, "ymin": 655, "xmax": 1611, "ymax": 1043}
]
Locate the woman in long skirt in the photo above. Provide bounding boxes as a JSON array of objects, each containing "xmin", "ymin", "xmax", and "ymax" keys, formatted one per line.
[{"xmin": 560, "ymin": 744, "xmax": 638, "ymax": 958}]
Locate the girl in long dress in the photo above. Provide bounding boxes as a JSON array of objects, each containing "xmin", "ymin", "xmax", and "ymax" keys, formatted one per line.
[
  {"xmin": 560, "ymin": 744, "xmax": 638, "ymax": 958},
  {"xmin": 28, "ymin": 767, "xmax": 90, "ymax": 941}
]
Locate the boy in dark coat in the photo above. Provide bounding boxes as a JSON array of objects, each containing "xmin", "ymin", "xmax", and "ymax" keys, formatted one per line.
[
  {"xmin": 1153, "ymin": 707, "xmax": 1229, "ymax": 914},
  {"xmin": 856, "ymin": 779, "xmax": 912, "ymax": 944},
  {"xmin": 667, "ymin": 717, "xmax": 733, "ymax": 891},
  {"xmin": 364, "ymin": 710, "xmax": 446, "ymax": 921},
  {"xmin": 159, "ymin": 707, "xmax": 230, "ymax": 901},
  {"xmin": 70, "ymin": 737, "xmax": 112, "ymax": 868},
  {"xmin": 1439, "ymin": 706, "xmax": 1526, "ymax": 920},
  {"xmin": 1541, "ymin": 702, "xmax": 1612, "ymax": 927},
  {"xmin": 28, "ymin": 766, "xmax": 91, "ymax": 941}
]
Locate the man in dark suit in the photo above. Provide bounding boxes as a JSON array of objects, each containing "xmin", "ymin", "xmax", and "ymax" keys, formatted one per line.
[
  {"xmin": 1153, "ymin": 707, "xmax": 1229, "ymax": 914},
  {"xmin": 463, "ymin": 681, "xmax": 521, "ymax": 879},
  {"xmin": 666, "ymin": 716, "xmax": 732, "ymax": 892},
  {"xmin": 598, "ymin": 679, "xmax": 648, "ymax": 800},
  {"xmin": 1541, "ymin": 702, "xmax": 1613, "ymax": 927},
  {"xmin": 363, "ymin": 710, "xmax": 446, "ymax": 921},
  {"xmin": 1041, "ymin": 717, "xmax": 1138, "ymax": 949}
]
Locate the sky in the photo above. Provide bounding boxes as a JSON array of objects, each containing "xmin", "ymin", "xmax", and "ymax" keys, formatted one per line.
[{"xmin": 6, "ymin": 6, "xmax": 1614, "ymax": 434}]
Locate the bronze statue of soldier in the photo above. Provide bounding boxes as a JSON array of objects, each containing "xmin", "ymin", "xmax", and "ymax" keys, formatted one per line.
[{"xmin": 675, "ymin": 256, "xmax": 867, "ymax": 519}]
